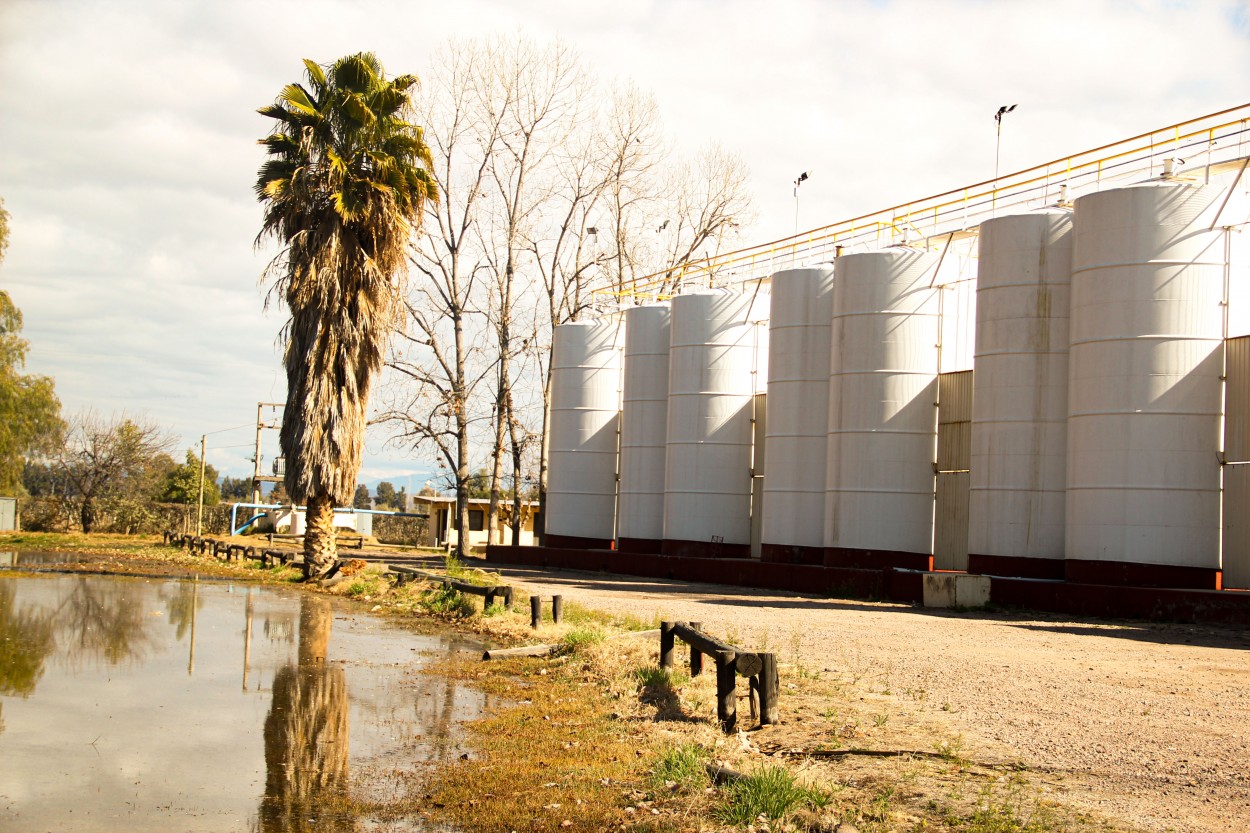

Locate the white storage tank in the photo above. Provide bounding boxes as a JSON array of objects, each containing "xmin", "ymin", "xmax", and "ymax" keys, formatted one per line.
[
  {"xmin": 1066, "ymin": 181, "xmax": 1227, "ymax": 588},
  {"xmin": 618, "ymin": 303, "xmax": 671, "ymax": 552},
  {"xmin": 968, "ymin": 209, "xmax": 1073, "ymax": 579},
  {"xmin": 825, "ymin": 249, "xmax": 940, "ymax": 569},
  {"xmin": 663, "ymin": 289, "xmax": 769, "ymax": 558},
  {"xmin": 545, "ymin": 318, "xmax": 624, "ymax": 549},
  {"xmin": 760, "ymin": 266, "xmax": 835, "ymax": 564}
]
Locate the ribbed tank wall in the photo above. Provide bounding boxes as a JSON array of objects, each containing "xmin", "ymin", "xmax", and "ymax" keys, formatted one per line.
[
  {"xmin": 825, "ymin": 250, "xmax": 940, "ymax": 562},
  {"xmin": 761, "ymin": 266, "xmax": 835, "ymax": 556},
  {"xmin": 968, "ymin": 210, "xmax": 1074, "ymax": 566},
  {"xmin": 618, "ymin": 304, "xmax": 671, "ymax": 547},
  {"xmin": 1066, "ymin": 182, "xmax": 1226, "ymax": 571},
  {"xmin": 545, "ymin": 318, "xmax": 623, "ymax": 546},
  {"xmin": 663, "ymin": 290, "xmax": 769, "ymax": 556}
]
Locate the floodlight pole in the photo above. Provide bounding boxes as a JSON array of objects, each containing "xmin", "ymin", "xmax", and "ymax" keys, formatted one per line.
[{"xmin": 993, "ymin": 104, "xmax": 1017, "ymax": 212}]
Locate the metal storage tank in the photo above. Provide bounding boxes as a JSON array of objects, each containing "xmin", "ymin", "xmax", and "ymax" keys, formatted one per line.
[
  {"xmin": 824, "ymin": 249, "xmax": 940, "ymax": 569},
  {"xmin": 760, "ymin": 266, "xmax": 835, "ymax": 564},
  {"xmin": 1066, "ymin": 181, "xmax": 1226, "ymax": 588},
  {"xmin": 967, "ymin": 209, "xmax": 1073, "ymax": 579},
  {"xmin": 545, "ymin": 317, "xmax": 624, "ymax": 549},
  {"xmin": 618, "ymin": 303, "xmax": 671, "ymax": 553},
  {"xmin": 663, "ymin": 289, "xmax": 769, "ymax": 558}
]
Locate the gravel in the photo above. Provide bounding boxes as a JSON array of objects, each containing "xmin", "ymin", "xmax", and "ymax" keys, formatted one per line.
[{"xmin": 498, "ymin": 564, "xmax": 1250, "ymax": 833}]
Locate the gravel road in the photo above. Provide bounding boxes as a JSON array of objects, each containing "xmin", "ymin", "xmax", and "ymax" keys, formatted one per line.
[{"xmin": 495, "ymin": 564, "xmax": 1250, "ymax": 833}]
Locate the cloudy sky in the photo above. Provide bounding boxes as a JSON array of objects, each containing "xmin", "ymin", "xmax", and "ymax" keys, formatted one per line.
[{"xmin": 1, "ymin": 0, "xmax": 1248, "ymax": 484}]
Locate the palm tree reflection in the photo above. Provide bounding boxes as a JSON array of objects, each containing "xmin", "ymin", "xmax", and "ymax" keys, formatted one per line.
[{"xmin": 259, "ymin": 595, "xmax": 353, "ymax": 832}]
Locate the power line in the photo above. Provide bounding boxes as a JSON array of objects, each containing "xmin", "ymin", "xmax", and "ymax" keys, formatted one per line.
[{"xmin": 204, "ymin": 422, "xmax": 255, "ymax": 437}]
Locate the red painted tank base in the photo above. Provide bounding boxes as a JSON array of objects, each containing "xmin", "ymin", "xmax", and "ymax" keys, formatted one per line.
[
  {"xmin": 968, "ymin": 552, "xmax": 1065, "ymax": 580},
  {"xmin": 545, "ymin": 533, "xmax": 613, "ymax": 551},
  {"xmin": 661, "ymin": 539, "xmax": 751, "ymax": 559},
  {"xmin": 483, "ymin": 545, "xmax": 1250, "ymax": 626},
  {"xmin": 760, "ymin": 543, "xmax": 825, "ymax": 565},
  {"xmin": 1065, "ymin": 558, "xmax": 1222, "ymax": 590},
  {"xmin": 617, "ymin": 537, "xmax": 663, "ymax": 554},
  {"xmin": 824, "ymin": 546, "xmax": 933, "ymax": 572}
]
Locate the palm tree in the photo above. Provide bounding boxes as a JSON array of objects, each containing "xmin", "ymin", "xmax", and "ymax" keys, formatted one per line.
[{"xmin": 256, "ymin": 53, "xmax": 436, "ymax": 578}]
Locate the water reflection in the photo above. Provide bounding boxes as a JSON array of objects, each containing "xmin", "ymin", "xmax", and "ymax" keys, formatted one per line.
[
  {"xmin": 0, "ymin": 549, "xmax": 86, "ymax": 566},
  {"xmin": 0, "ymin": 582, "xmax": 57, "ymax": 733},
  {"xmin": 0, "ymin": 573, "xmax": 492, "ymax": 832},
  {"xmin": 259, "ymin": 596, "xmax": 353, "ymax": 833},
  {"xmin": 58, "ymin": 574, "xmax": 156, "ymax": 667}
]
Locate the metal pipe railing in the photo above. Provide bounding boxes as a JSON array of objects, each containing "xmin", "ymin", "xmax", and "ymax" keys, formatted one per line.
[{"xmin": 593, "ymin": 102, "xmax": 1250, "ymax": 299}]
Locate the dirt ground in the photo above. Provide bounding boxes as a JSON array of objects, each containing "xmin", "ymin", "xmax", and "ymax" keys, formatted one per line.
[{"xmin": 493, "ymin": 563, "xmax": 1250, "ymax": 833}]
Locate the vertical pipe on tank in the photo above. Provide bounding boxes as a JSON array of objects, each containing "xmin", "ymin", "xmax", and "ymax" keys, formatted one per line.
[
  {"xmin": 618, "ymin": 303, "xmax": 671, "ymax": 553},
  {"xmin": 663, "ymin": 290, "xmax": 769, "ymax": 558},
  {"xmin": 824, "ymin": 249, "xmax": 940, "ymax": 570},
  {"xmin": 545, "ymin": 318, "xmax": 624, "ymax": 549},
  {"xmin": 1066, "ymin": 182, "xmax": 1227, "ymax": 589},
  {"xmin": 760, "ymin": 266, "xmax": 835, "ymax": 564},
  {"xmin": 967, "ymin": 210, "xmax": 1073, "ymax": 579}
]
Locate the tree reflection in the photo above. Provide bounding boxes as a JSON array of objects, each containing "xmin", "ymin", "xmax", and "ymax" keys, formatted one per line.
[
  {"xmin": 161, "ymin": 580, "xmax": 203, "ymax": 641},
  {"xmin": 0, "ymin": 581, "xmax": 57, "ymax": 734},
  {"xmin": 259, "ymin": 595, "xmax": 353, "ymax": 833},
  {"xmin": 56, "ymin": 576, "xmax": 154, "ymax": 667}
]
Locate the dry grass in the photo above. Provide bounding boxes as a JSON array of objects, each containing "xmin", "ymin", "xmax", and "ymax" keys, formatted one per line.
[{"xmin": 0, "ymin": 536, "xmax": 1143, "ymax": 832}]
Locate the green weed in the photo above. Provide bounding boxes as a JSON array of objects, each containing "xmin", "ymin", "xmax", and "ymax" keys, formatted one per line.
[
  {"xmin": 649, "ymin": 743, "xmax": 709, "ymax": 795},
  {"xmin": 419, "ymin": 583, "xmax": 475, "ymax": 617},
  {"xmin": 561, "ymin": 626, "xmax": 607, "ymax": 652},
  {"xmin": 965, "ymin": 779, "xmax": 1056, "ymax": 832},
  {"xmin": 713, "ymin": 764, "xmax": 831, "ymax": 825}
]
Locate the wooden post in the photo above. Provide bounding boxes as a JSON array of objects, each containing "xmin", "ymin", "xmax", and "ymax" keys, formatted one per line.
[
  {"xmin": 530, "ymin": 595, "xmax": 542, "ymax": 629},
  {"xmin": 659, "ymin": 621, "xmax": 676, "ymax": 671},
  {"xmin": 758, "ymin": 652, "xmax": 779, "ymax": 726},
  {"xmin": 688, "ymin": 621, "xmax": 703, "ymax": 677},
  {"xmin": 552, "ymin": 595, "xmax": 563, "ymax": 624},
  {"xmin": 748, "ymin": 676, "xmax": 759, "ymax": 722},
  {"xmin": 716, "ymin": 650, "xmax": 737, "ymax": 732},
  {"xmin": 502, "ymin": 586, "xmax": 514, "ymax": 608},
  {"xmin": 484, "ymin": 588, "xmax": 496, "ymax": 608}
]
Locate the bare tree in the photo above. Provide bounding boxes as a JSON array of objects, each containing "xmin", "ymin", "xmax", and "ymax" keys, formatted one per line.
[
  {"xmin": 654, "ymin": 143, "xmax": 755, "ymax": 293},
  {"xmin": 382, "ymin": 36, "xmax": 756, "ymax": 551},
  {"xmin": 379, "ymin": 40, "xmax": 505, "ymax": 557},
  {"xmin": 54, "ymin": 412, "xmax": 175, "ymax": 533},
  {"xmin": 479, "ymin": 36, "xmax": 590, "ymax": 544},
  {"xmin": 597, "ymin": 85, "xmax": 664, "ymax": 295}
]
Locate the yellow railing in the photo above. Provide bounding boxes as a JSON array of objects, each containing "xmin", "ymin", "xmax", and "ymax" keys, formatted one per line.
[{"xmin": 598, "ymin": 102, "xmax": 1250, "ymax": 299}]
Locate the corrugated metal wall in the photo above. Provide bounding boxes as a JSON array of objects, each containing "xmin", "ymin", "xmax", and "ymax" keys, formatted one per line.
[
  {"xmin": 1224, "ymin": 336, "xmax": 1250, "ymax": 588},
  {"xmin": 935, "ymin": 371, "xmax": 972, "ymax": 570}
]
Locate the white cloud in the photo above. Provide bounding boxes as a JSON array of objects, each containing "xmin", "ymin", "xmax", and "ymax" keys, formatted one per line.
[{"xmin": 1, "ymin": 0, "xmax": 1247, "ymax": 479}]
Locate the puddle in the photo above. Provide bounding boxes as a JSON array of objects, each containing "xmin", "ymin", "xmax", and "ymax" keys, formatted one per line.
[
  {"xmin": 0, "ymin": 573, "xmax": 489, "ymax": 831},
  {"xmin": 0, "ymin": 549, "xmax": 87, "ymax": 566}
]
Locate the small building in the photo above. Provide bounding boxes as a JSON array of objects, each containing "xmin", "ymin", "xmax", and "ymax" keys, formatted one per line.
[
  {"xmin": 410, "ymin": 495, "xmax": 538, "ymax": 550},
  {"xmin": 0, "ymin": 497, "xmax": 15, "ymax": 531}
]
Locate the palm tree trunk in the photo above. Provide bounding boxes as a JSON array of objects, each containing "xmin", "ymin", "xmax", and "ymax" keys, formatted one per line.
[{"xmin": 303, "ymin": 494, "xmax": 337, "ymax": 579}]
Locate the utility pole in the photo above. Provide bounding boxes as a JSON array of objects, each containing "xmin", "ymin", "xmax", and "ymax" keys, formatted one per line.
[
  {"xmin": 252, "ymin": 402, "xmax": 264, "ymax": 505},
  {"xmin": 196, "ymin": 433, "xmax": 207, "ymax": 536},
  {"xmin": 251, "ymin": 402, "xmax": 285, "ymax": 504}
]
